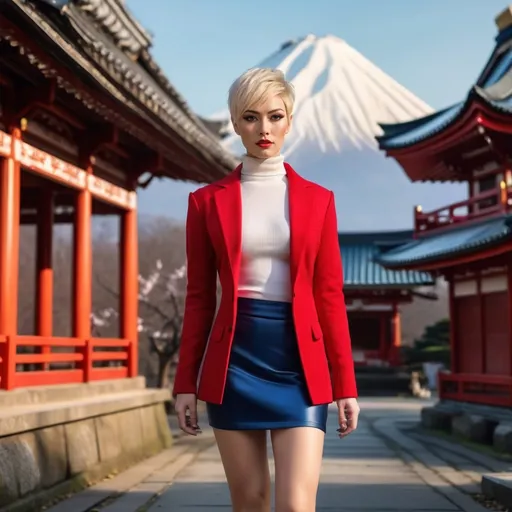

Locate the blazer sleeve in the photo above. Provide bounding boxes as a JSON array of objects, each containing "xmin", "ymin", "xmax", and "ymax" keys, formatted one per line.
[
  {"xmin": 172, "ymin": 192, "xmax": 218, "ymax": 396},
  {"xmin": 313, "ymin": 191, "xmax": 358, "ymax": 399}
]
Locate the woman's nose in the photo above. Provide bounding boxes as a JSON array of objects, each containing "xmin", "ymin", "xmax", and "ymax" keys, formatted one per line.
[{"xmin": 259, "ymin": 121, "xmax": 270, "ymax": 135}]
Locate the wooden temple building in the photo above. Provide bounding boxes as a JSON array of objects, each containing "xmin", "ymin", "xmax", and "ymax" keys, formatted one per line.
[
  {"xmin": 0, "ymin": 0, "xmax": 236, "ymax": 391},
  {"xmin": 339, "ymin": 231, "xmax": 435, "ymax": 368},
  {"xmin": 376, "ymin": 5, "xmax": 512, "ymax": 407}
]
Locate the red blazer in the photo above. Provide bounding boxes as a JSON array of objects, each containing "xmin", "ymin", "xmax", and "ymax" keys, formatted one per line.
[{"xmin": 172, "ymin": 163, "xmax": 358, "ymax": 405}]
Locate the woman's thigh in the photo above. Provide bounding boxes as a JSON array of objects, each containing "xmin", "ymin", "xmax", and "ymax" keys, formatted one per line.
[
  {"xmin": 214, "ymin": 428, "xmax": 271, "ymax": 510},
  {"xmin": 270, "ymin": 427, "xmax": 325, "ymax": 512}
]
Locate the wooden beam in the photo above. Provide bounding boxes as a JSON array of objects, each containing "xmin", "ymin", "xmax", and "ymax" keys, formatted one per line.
[
  {"xmin": 9, "ymin": 81, "xmax": 86, "ymax": 131},
  {"xmin": 79, "ymin": 125, "xmax": 129, "ymax": 160},
  {"xmin": 21, "ymin": 213, "xmax": 73, "ymax": 225}
]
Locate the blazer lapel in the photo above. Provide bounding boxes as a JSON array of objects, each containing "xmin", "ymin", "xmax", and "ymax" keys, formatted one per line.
[
  {"xmin": 214, "ymin": 165, "xmax": 242, "ymax": 284},
  {"xmin": 286, "ymin": 163, "xmax": 312, "ymax": 289}
]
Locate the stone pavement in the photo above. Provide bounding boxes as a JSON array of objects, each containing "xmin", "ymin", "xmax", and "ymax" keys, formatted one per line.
[{"xmin": 45, "ymin": 397, "xmax": 510, "ymax": 512}]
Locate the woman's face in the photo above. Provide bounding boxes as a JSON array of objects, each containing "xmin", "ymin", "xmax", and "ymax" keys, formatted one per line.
[{"xmin": 233, "ymin": 94, "xmax": 292, "ymax": 159}]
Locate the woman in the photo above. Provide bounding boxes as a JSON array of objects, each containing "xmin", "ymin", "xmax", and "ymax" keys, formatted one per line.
[{"xmin": 173, "ymin": 67, "xmax": 359, "ymax": 512}]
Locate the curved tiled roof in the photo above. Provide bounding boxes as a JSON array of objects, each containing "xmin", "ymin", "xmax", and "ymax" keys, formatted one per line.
[
  {"xmin": 377, "ymin": 24, "xmax": 512, "ymax": 151},
  {"xmin": 377, "ymin": 216, "xmax": 512, "ymax": 268},
  {"xmin": 16, "ymin": 0, "xmax": 238, "ymax": 181},
  {"xmin": 338, "ymin": 231, "xmax": 434, "ymax": 288}
]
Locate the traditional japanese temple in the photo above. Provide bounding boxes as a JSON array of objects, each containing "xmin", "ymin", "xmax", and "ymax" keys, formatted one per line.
[
  {"xmin": 0, "ymin": 0, "xmax": 237, "ymax": 392},
  {"xmin": 339, "ymin": 230, "xmax": 434, "ymax": 367},
  {"xmin": 0, "ymin": 0, "xmax": 237, "ymax": 510},
  {"xmin": 376, "ymin": 5, "xmax": 512, "ymax": 407},
  {"xmin": 0, "ymin": 0, "xmax": 238, "ymax": 507}
]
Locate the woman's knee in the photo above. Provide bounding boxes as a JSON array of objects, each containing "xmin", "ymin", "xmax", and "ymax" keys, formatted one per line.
[
  {"xmin": 231, "ymin": 483, "xmax": 270, "ymax": 511},
  {"xmin": 275, "ymin": 488, "xmax": 315, "ymax": 512}
]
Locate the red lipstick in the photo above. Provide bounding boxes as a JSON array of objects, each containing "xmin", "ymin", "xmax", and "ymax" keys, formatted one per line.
[{"xmin": 256, "ymin": 139, "xmax": 273, "ymax": 149}]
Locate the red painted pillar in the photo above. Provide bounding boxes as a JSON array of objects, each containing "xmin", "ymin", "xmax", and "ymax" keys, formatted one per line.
[
  {"xmin": 73, "ymin": 161, "xmax": 92, "ymax": 381},
  {"xmin": 35, "ymin": 191, "xmax": 54, "ymax": 349},
  {"xmin": 0, "ymin": 129, "xmax": 21, "ymax": 389},
  {"xmin": 120, "ymin": 205, "xmax": 138, "ymax": 377},
  {"xmin": 391, "ymin": 303, "xmax": 401, "ymax": 365}
]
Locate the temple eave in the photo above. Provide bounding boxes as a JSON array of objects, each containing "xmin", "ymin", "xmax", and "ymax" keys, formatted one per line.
[{"xmin": 4, "ymin": 0, "xmax": 237, "ymax": 183}]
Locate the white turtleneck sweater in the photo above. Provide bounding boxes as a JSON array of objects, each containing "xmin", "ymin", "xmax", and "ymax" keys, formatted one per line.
[{"xmin": 238, "ymin": 154, "xmax": 292, "ymax": 303}]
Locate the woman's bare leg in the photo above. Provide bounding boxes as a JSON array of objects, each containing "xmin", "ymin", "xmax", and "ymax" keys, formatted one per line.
[
  {"xmin": 214, "ymin": 428, "xmax": 271, "ymax": 512},
  {"xmin": 271, "ymin": 427, "xmax": 325, "ymax": 512}
]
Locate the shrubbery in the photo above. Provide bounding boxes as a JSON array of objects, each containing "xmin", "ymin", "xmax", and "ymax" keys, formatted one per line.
[{"xmin": 401, "ymin": 318, "xmax": 450, "ymax": 369}]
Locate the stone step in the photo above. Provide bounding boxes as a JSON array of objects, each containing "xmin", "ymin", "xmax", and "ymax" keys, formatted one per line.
[
  {"xmin": 0, "ymin": 387, "xmax": 170, "ymax": 437},
  {"xmin": 0, "ymin": 376, "xmax": 147, "ymax": 407},
  {"xmin": 44, "ymin": 411, "xmax": 212, "ymax": 512},
  {"xmin": 481, "ymin": 473, "xmax": 512, "ymax": 508},
  {"xmin": 0, "ymin": 385, "xmax": 172, "ymax": 511}
]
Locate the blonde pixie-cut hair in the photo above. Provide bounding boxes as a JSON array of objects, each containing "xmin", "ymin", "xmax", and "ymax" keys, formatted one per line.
[{"xmin": 228, "ymin": 67, "xmax": 295, "ymax": 122}]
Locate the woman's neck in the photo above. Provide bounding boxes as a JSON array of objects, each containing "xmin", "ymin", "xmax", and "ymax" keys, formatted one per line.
[{"xmin": 241, "ymin": 154, "xmax": 285, "ymax": 177}]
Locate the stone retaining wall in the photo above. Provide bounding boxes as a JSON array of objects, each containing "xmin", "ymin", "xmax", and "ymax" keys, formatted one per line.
[
  {"xmin": 421, "ymin": 401, "xmax": 511, "ymax": 454},
  {"xmin": 0, "ymin": 379, "xmax": 172, "ymax": 512}
]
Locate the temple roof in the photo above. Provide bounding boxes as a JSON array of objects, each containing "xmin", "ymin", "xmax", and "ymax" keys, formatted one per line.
[
  {"xmin": 71, "ymin": 0, "xmax": 153, "ymax": 57},
  {"xmin": 4, "ymin": 0, "xmax": 237, "ymax": 181},
  {"xmin": 338, "ymin": 231, "xmax": 434, "ymax": 288},
  {"xmin": 376, "ymin": 215, "xmax": 512, "ymax": 268},
  {"xmin": 377, "ymin": 14, "xmax": 512, "ymax": 151}
]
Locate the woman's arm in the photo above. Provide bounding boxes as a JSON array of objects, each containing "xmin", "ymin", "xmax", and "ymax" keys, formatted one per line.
[
  {"xmin": 172, "ymin": 192, "xmax": 218, "ymax": 396},
  {"xmin": 313, "ymin": 191, "xmax": 358, "ymax": 400}
]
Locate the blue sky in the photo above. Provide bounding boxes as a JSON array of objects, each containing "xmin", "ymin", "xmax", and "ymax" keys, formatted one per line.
[
  {"xmin": 126, "ymin": 0, "xmax": 509, "ymax": 225},
  {"xmin": 127, "ymin": 0, "xmax": 507, "ymax": 116}
]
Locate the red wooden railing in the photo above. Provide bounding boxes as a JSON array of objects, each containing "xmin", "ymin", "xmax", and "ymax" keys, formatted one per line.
[
  {"xmin": 0, "ymin": 335, "xmax": 134, "ymax": 390},
  {"xmin": 414, "ymin": 182, "xmax": 512, "ymax": 234},
  {"xmin": 439, "ymin": 372, "xmax": 512, "ymax": 407}
]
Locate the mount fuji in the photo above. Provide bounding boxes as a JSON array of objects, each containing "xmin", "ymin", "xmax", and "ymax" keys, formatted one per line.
[{"xmin": 211, "ymin": 34, "xmax": 465, "ymax": 231}]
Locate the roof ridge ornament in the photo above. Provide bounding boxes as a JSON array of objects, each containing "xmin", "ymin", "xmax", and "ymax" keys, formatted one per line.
[
  {"xmin": 496, "ymin": 5, "xmax": 512, "ymax": 33},
  {"xmin": 76, "ymin": 0, "xmax": 152, "ymax": 57}
]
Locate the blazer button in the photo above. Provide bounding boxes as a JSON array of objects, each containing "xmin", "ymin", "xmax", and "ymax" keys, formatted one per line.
[{"xmin": 227, "ymin": 326, "xmax": 233, "ymax": 333}]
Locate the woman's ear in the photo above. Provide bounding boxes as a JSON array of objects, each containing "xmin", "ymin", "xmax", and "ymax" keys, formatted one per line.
[
  {"xmin": 231, "ymin": 117, "xmax": 240, "ymax": 135},
  {"xmin": 286, "ymin": 114, "xmax": 293, "ymax": 134}
]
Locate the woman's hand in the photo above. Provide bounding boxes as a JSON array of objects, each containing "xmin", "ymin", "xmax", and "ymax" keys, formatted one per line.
[
  {"xmin": 336, "ymin": 397, "xmax": 360, "ymax": 438},
  {"xmin": 175, "ymin": 393, "xmax": 201, "ymax": 436}
]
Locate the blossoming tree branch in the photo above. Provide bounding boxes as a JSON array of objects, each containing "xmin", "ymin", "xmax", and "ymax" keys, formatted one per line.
[{"xmin": 92, "ymin": 260, "xmax": 187, "ymax": 389}]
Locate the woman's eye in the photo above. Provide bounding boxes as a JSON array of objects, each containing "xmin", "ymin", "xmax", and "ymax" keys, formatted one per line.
[{"xmin": 243, "ymin": 116, "xmax": 256, "ymax": 122}]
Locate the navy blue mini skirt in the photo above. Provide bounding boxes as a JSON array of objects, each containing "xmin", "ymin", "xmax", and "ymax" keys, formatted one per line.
[{"xmin": 206, "ymin": 297, "xmax": 328, "ymax": 432}]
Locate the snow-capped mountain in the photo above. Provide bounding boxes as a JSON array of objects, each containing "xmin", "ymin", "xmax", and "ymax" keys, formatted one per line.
[{"xmin": 214, "ymin": 34, "xmax": 465, "ymax": 230}]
